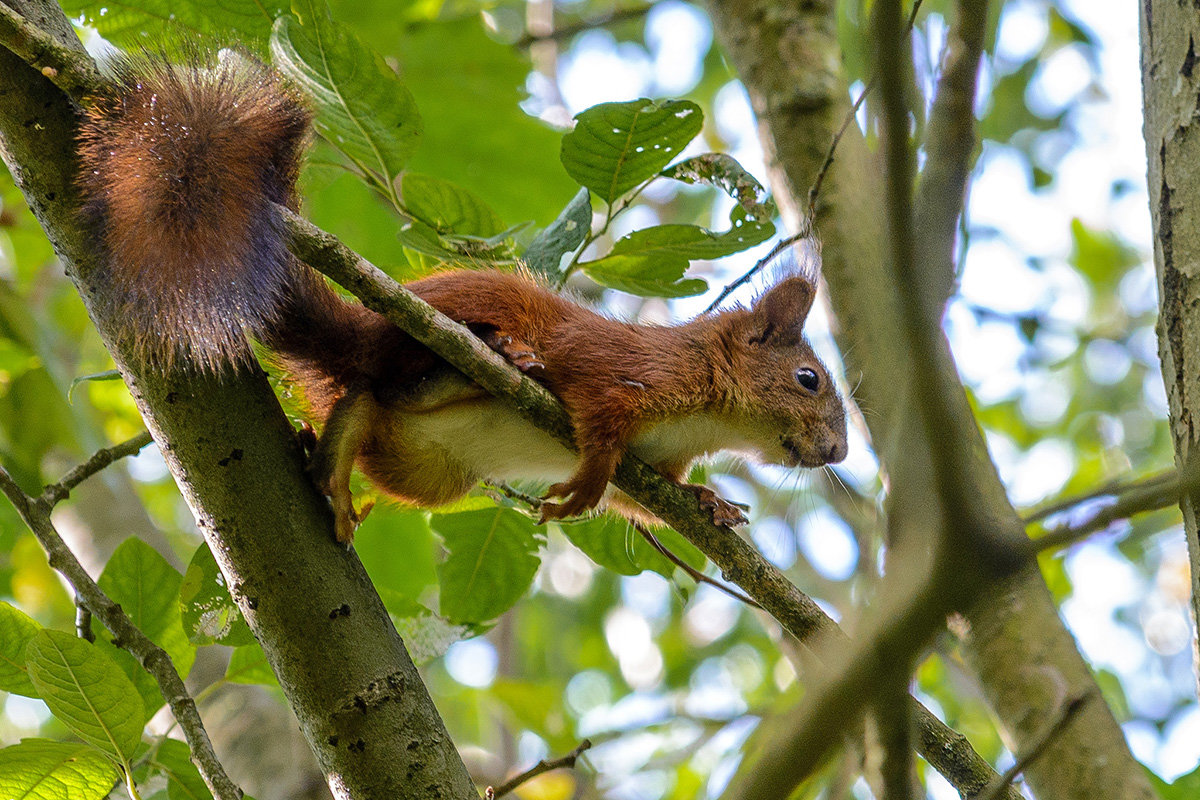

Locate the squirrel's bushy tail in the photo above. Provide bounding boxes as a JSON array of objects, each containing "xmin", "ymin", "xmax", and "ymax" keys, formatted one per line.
[{"xmin": 79, "ymin": 54, "xmax": 340, "ymax": 373}]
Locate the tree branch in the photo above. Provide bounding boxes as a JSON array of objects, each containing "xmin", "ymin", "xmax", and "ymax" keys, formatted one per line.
[
  {"xmin": 1024, "ymin": 468, "xmax": 1178, "ymax": 525},
  {"xmin": 1031, "ymin": 468, "xmax": 1190, "ymax": 553},
  {"xmin": 514, "ymin": 7, "xmax": 650, "ymax": 49},
  {"xmin": 41, "ymin": 430, "xmax": 154, "ymax": 507},
  {"xmin": 0, "ymin": 0, "xmax": 102, "ymax": 99},
  {"xmin": 281, "ymin": 208, "xmax": 1018, "ymax": 800},
  {"xmin": 976, "ymin": 692, "xmax": 1092, "ymax": 800},
  {"xmin": 488, "ymin": 739, "xmax": 593, "ymax": 799},
  {"xmin": 0, "ymin": 446, "xmax": 242, "ymax": 800}
]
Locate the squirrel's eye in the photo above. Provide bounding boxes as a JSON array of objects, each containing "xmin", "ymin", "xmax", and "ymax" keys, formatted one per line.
[{"xmin": 795, "ymin": 368, "xmax": 820, "ymax": 392}]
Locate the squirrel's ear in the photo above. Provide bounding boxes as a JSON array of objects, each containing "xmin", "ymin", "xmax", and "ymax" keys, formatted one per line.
[{"xmin": 749, "ymin": 277, "xmax": 815, "ymax": 344}]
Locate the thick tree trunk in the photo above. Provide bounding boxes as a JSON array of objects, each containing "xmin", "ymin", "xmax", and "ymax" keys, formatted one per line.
[
  {"xmin": 706, "ymin": 1, "xmax": 1157, "ymax": 798},
  {"xmin": 1141, "ymin": 0, "xmax": 1200, "ymax": 696},
  {"xmin": 0, "ymin": 2, "xmax": 477, "ymax": 797}
]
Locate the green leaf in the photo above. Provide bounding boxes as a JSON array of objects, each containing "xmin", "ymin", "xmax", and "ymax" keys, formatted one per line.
[
  {"xmin": 561, "ymin": 99, "xmax": 704, "ymax": 205},
  {"xmin": 0, "ymin": 739, "xmax": 119, "ymax": 800},
  {"xmin": 271, "ymin": 8, "xmax": 422, "ymax": 194},
  {"xmin": 353, "ymin": 508, "xmax": 437, "ymax": 606},
  {"xmin": 150, "ymin": 738, "xmax": 214, "ymax": 800},
  {"xmin": 58, "ymin": 0, "xmax": 284, "ymax": 50},
  {"xmin": 25, "ymin": 630, "xmax": 146, "ymax": 765},
  {"xmin": 433, "ymin": 508, "xmax": 545, "ymax": 623},
  {"xmin": 386, "ymin": 16, "xmax": 580, "ymax": 227},
  {"xmin": 224, "ymin": 644, "xmax": 277, "ymax": 686},
  {"xmin": 561, "ymin": 516, "xmax": 705, "ymax": 580},
  {"xmin": 523, "ymin": 188, "xmax": 593, "ymax": 279},
  {"xmin": 92, "ymin": 639, "xmax": 165, "ymax": 720},
  {"xmin": 393, "ymin": 611, "xmax": 472, "ymax": 666},
  {"xmin": 400, "ymin": 173, "xmax": 505, "ymax": 237},
  {"xmin": 582, "ymin": 207, "xmax": 773, "ymax": 297},
  {"xmin": 97, "ymin": 539, "xmax": 196, "ymax": 681},
  {"xmin": 582, "ymin": 252, "xmax": 708, "ymax": 298},
  {"xmin": 179, "ymin": 545, "xmax": 255, "ymax": 647},
  {"xmin": 0, "ymin": 600, "xmax": 41, "ymax": 697},
  {"xmin": 661, "ymin": 153, "xmax": 777, "ymax": 221},
  {"xmin": 66, "ymin": 370, "xmax": 122, "ymax": 405}
]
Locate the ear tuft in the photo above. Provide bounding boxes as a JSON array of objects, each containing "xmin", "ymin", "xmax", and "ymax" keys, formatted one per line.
[{"xmin": 749, "ymin": 277, "xmax": 815, "ymax": 343}]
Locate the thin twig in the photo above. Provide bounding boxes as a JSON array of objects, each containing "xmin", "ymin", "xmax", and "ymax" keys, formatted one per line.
[
  {"xmin": 489, "ymin": 739, "xmax": 593, "ymax": 799},
  {"xmin": 703, "ymin": 231, "xmax": 808, "ymax": 313},
  {"xmin": 41, "ymin": 430, "xmax": 154, "ymax": 508},
  {"xmin": 707, "ymin": 0, "xmax": 926, "ymax": 315},
  {"xmin": 0, "ymin": 445, "xmax": 242, "ymax": 800},
  {"xmin": 482, "ymin": 480, "xmax": 545, "ymax": 511},
  {"xmin": 808, "ymin": 0, "xmax": 924, "ymax": 218},
  {"xmin": 1024, "ymin": 468, "xmax": 1178, "ymax": 525},
  {"xmin": 631, "ymin": 521, "xmax": 761, "ymax": 608},
  {"xmin": 514, "ymin": 7, "xmax": 651, "ymax": 49},
  {"xmin": 975, "ymin": 692, "xmax": 1092, "ymax": 800},
  {"xmin": 807, "ymin": 81, "xmax": 875, "ymax": 219},
  {"xmin": 1030, "ymin": 470, "xmax": 1189, "ymax": 554}
]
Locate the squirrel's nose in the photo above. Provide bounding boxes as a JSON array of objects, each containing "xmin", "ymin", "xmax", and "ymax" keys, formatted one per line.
[{"xmin": 826, "ymin": 439, "xmax": 847, "ymax": 464}]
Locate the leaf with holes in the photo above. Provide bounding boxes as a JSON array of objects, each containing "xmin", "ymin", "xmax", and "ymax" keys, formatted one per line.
[
  {"xmin": 0, "ymin": 601, "xmax": 41, "ymax": 697},
  {"xmin": 0, "ymin": 739, "xmax": 119, "ymax": 800},
  {"xmin": 25, "ymin": 630, "xmax": 146, "ymax": 765},
  {"xmin": 179, "ymin": 545, "xmax": 255, "ymax": 647},
  {"xmin": 271, "ymin": 7, "xmax": 422, "ymax": 193},
  {"xmin": 582, "ymin": 207, "xmax": 774, "ymax": 297},
  {"xmin": 433, "ymin": 508, "xmax": 544, "ymax": 624},
  {"xmin": 561, "ymin": 99, "xmax": 703, "ymax": 205},
  {"xmin": 661, "ymin": 153, "xmax": 777, "ymax": 221}
]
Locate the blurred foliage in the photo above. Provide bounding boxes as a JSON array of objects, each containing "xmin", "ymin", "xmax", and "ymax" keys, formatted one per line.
[{"xmin": 0, "ymin": 0, "xmax": 1194, "ymax": 798}]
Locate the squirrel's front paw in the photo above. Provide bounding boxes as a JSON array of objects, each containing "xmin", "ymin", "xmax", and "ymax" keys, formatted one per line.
[
  {"xmin": 684, "ymin": 485, "xmax": 748, "ymax": 528},
  {"xmin": 538, "ymin": 478, "xmax": 605, "ymax": 522}
]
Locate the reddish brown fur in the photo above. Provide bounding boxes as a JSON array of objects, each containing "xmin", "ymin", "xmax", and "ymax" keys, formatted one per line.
[
  {"xmin": 79, "ymin": 55, "xmax": 312, "ymax": 370},
  {"xmin": 80, "ymin": 57, "xmax": 847, "ymax": 542}
]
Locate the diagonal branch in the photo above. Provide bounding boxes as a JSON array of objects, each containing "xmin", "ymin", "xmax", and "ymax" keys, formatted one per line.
[
  {"xmin": 489, "ymin": 739, "xmax": 593, "ymax": 799},
  {"xmin": 0, "ymin": 445, "xmax": 242, "ymax": 800},
  {"xmin": 976, "ymin": 692, "xmax": 1093, "ymax": 800},
  {"xmin": 281, "ymin": 209, "xmax": 1021, "ymax": 800},
  {"xmin": 40, "ymin": 430, "xmax": 154, "ymax": 507}
]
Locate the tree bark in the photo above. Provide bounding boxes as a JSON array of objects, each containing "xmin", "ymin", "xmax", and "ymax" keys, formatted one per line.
[
  {"xmin": 705, "ymin": 0, "xmax": 1158, "ymax": 798},
  {"xmin": 0, "ymin": 2, "xmax": 477, "ymax": 797},
  {"xmin": 1141, "ymin": 0, "xmax": 1200, "ymax": 698}
]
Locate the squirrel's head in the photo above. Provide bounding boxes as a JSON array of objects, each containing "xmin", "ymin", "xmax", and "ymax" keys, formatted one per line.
[{"xmin": 721, "ymin": 276, "xmax": 848, "ymax": 468}]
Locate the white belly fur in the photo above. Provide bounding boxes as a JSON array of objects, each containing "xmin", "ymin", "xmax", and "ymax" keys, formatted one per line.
[{"xmin": 396, "ymin": 398, "xmax": 758, "ymax": 486}]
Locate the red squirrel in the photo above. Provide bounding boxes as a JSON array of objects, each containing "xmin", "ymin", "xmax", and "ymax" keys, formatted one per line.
[{"xmin": 77, "ymin": 56, "xmax": 848, "ymax": 543}]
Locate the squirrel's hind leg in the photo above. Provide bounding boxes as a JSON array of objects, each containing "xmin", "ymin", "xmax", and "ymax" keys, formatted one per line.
[{"xmin": 309, "ymin": 384, "xmax": 379, "ymax": 544}]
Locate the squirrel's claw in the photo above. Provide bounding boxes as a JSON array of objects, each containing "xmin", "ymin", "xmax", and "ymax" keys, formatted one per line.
[
  {"xmin": 684, "ymin": 484, "xmax": 748, "ymax": 528},
  {"xmin": 539, "ymin": 477, "xmax": 605, "ymax": 522},
  {"xmin": 483, "ymin": 329, "xmax": 546, "ymax": 374}
]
